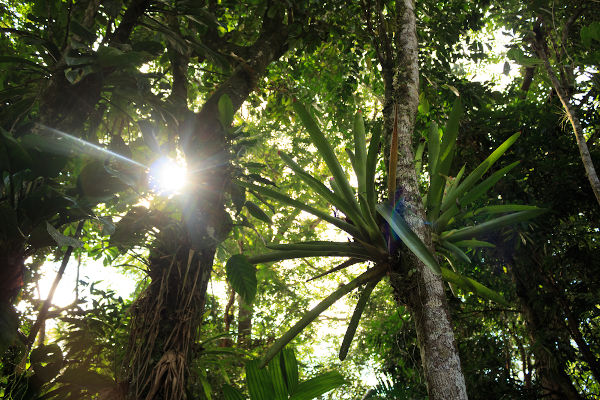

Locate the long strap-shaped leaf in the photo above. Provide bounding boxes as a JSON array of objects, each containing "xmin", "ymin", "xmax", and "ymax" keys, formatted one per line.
[
  {"xmin": 248, "ymin": 249, "xmax": 371, "ymax": 265},
  {"xmin": 441, "ymin": 208, "xmax": 546, "ymax": 242},
  {"xmin": 365, "ymin": 124, "xmax": 382, "ymax": 215},
  {"xmin": 339, "ymin": 278, "xmax": 380, "ymax": 361},
  {"xmin": 237, "ymin": 181, "xmax": 364, "ymax": 240},
  {"xmin": 265, "ymin": 241, "xmax": 382, "ymax": 258},
  {"xmin": 353, "ymin": 112, "xmax": 367, "ymax": 195},
  {"xmin": 306, "ymin": 258, "xmax": 362, "ymax": 282},
  {"xmin": 289, "ymin": 371, "xmax": 346, "ymax": 400},
  {"xmin": 427, "ymin": 99, "xmax": 463, "ymax": 219},
  {"xmin": 278, "ymin": 152, "xmax": 362, "ymax": 227},
  {"xmin": 259, "ymin": 264, "xmax": 387, "ymax": 368},
  {"xmin": 441, "ymin": 267, "xmax": 510, "ymax": 306},
  {"xmin": 459, "ymin": 161, "xmax": 520, "ymax": 207},
  {"xmin": 377, "ymin": 204, "xmax": 441, "ymax": 275},
  {"xmin": 440, "ymin": 133, "xmax": 520, "ymax": 213},
  {"xmin": 293, "ymin": 101, "xmax": 362, "ymax": 219}
]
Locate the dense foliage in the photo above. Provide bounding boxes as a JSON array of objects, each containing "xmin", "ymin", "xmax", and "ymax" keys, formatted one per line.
[{"xmin": 0, "ymin": 0, "xmax": 598, "ymax": 399}]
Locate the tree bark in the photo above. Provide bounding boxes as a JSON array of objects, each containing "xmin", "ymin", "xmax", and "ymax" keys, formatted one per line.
[
  {"xmin": 237, "ymin": 294, "xmax": 253, "ymax": 349},
  {"xmin": 124, "ymin": 9, "xmax": 294, "ymax": 399},
  {"xmin": 381, "ymin": 1, "xmax": 468, "ymax": 398},
  {"xmin": 534, "ymin": 28, "xmax": 600, "ymax": 206}
]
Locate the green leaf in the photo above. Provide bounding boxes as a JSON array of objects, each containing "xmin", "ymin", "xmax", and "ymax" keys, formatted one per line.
[
  {"xmin": 238, "ymin": 181, "xmax": 363, "ymax": 239},
  {"xmin": 70, "ymin": 20, "xmax": 97, "ymax": 43},
  {"xmin": 246, "ymin": 359, "xmax": 275, "ymax": 400},
  {"xmin": 225, "ymin": 255, "xmax": 257, "ymax": 303},
  {"xmin": 339, "ymin": 279, "xmax": 379, "ymax": 361},
  {"xmin": 468, "ymin": 204, "xmax": 541, "ymax": 216},
  {"xmin": 292, "ymin": 101, "xmax": 361, "ymax": 219},
  {"xmin": 31, "ymin": 344, "xmax": 63, "ymax": 383},
  {"xmin": 440, "ymin": 133, "xmax": 521, "ymax": 212},
  {"xmin": 268, "ymin": 352, "xmax": 288, "ymax": 400},
  {"xmin": 249, "ymin": 249, "xmax": 371, "ymax": 265},
  {"xmin": 427, "ymin": 122, "xmax": 440, "ymax": 180},
  {"xmin": 365, "ymin": 124, "xmax": 382, "ymax": 214},
  {"xmin": 0, "ymin": 55, "xmax": 48, "ymax": 71},
  {"xmin": 46, "ymin": 222, "xmax": 83, "ymax": 248},
  {"xmin": 353, "ymin": 111, "xmax": 367, "ymax": 195},
  {"xmin": 377, "ymin": 204, "xmax": 441, "ymax": 275},
  {"xmin": 459, "ymin": 161, "xmax": 520, "ymax": 206},
  {"xmin": 260, "ymin": 265, "xmax": 386, "ymax": 367},
  {"xmin": 451, "ymin": 240, "xmax": 496, "ymax": 249},
  {"xmin": 0, "ymin": 303, "xmax": 18, "ymax": 354},
  {"xmin": 218, "ymin": 94, "xmax": 235, "ymax": 128},
  {"xmin": 441, "ymin": 209, "xmax": 546, "ymax": 241},
  {"xmin": 278, "ymin": 152, "xmax": 356, "ymax": 221},
  {"xmin": 281, "ymin": 348, "xmax": 299, "ymax": 393},
  {"xmin": 441, "ymin": 267, "xmax": 510, "ymax": 306},
  {"xmin": 223, "ymin": 385, "xmax": 246, "ymax": 400},
  {"xmin": 440, "ymin": 240, "xmax": 471, "ymax": 264},
  {"xmin": 289, "ymin": 371, "xmax": 346, "ymax": 400},
  {"xmin": 414, "ymin": 139, "xmax": 425, "ymax": 176},
  {"xmin": 245, "ymin": 201, "xmax": 271, "ymax": 224},
  {"xmin": 265, "ymin": 241, "xmax": 375, "ymax": 256}
]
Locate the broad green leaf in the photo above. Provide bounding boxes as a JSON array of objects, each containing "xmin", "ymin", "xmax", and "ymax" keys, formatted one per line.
[
  {"xmin": 46, "ymin": 222, "xmax": 83, "ymax": 248},
  {"xmin": 238, "ymin": 181, "xmax": 363, "ymax": 239},
  {"xmin": 441, "ymin": 133, "xmax": 520, "ymax": 212},
  {"xmin": 246, "ymin": 360, "xmax": 275, "ymax": 400},
  {"xmin": 245, "ymin": 201, "xmax": 271, "ymax": 224},
  {"xmin": 223, "ymin": 385, "xmax": 245, "ymax": 400},
  {"xmin": 268, "ymin": 352, "xmax": 288, "ymax": 400},
  {"xmin": 281, "ymin": 348, "xmax": 299, "ymax": 393},
  {"xmin": 441, "ymin": 209, "xmax": 545, "ymax": 241},
  {"xmin": 225, "ymin": 255, "xmax": 257, "ymax": 303},
  {"xmin": 289, "ymin": 371, "xmax": 346, "ymax": 400},
  {"xmin": 260, "ymin": 265, "xmax": 386, "ymax": 367},
  {"xmin": 459, "ymin": 161, "xmax": 520, "ymax": 206},
  {"xmin": 218, "ymin": 94, "xmax": 235, "ymax": 128},
  {"xmin": 377, "ymin": 204, "xmax": 441, "ymax": 275},
  {"xmin": 441, "ymin": 267, "xmax": 510, "ymax": 306},
  {"xmin": 339, "ymin": 278, "xmax": 379, "ymax": 361}
]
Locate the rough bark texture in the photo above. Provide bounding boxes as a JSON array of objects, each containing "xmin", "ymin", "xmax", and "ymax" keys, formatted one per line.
[
  {"xmin": 381, "ymin": 1, "xmax": 468, "ymax": 399},
  {"xmin": 237, "ymin": 294, "xmax": 253, "ymax": 349},
  {"xmin": 534, "ymin": 27, "xmax": 600, "ymax": 206},
  {"xmin": 124, "ymin": 9, "xmax": 293, "ymax": 399}
]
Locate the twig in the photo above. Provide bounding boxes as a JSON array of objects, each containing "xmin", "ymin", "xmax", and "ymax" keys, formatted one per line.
[{"xmin": 26, "ymin": 220, "xmax": 85, "ymax": 349}]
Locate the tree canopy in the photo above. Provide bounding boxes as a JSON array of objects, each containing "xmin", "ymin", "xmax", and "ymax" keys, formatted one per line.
[{"xmin": 0, "ymin": 0, "xmax": 599, "ymax": 399}]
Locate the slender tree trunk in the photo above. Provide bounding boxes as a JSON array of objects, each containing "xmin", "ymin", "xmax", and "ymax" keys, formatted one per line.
[
  {"xmin": 237, "ymin": 294, "xmax": 253, "ymax": 349},
  {"xmin": 534, "ymin": 29, "xmax": 600, "ymax": 206},
  {"xmin": 507, "ymin": 249, "xmax": 582, "ymax": 400},
  {"xmin": 382, "ymin": 1, "xmax": 468, "ymax": 398}
]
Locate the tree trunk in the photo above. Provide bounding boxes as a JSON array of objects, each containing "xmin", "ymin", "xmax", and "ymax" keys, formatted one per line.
[
  {"xmin": 382, "ymin": 1, "xmax": 468, "ymax": 398},
  {"xmin": 534, "ymin": 27, "xmax": 600, "ymax": 206},
  {"xmin": 124, "ymin": 10, "xmax": 294, "ymax": 399},
  {"xmin": 507, "ymin": 252, "xmax": 582, "ymax": 400},
  {"xmin": 237, "ymin": 294, "xmax": 253, "ymax": 349}
]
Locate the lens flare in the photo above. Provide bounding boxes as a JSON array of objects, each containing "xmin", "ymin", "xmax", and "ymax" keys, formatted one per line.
[{"xmin": 149, "ymin": 157, "xmax": 187, "ymax": 195}]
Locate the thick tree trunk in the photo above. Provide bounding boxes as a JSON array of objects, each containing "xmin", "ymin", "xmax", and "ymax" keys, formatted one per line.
[
  {"xmin": 124, "ymin": 10, "xmax": 293, "ymax": 399},
  {"xmin": 382, "ymin": 1, "xmax": 468, "ymax": 399}
]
